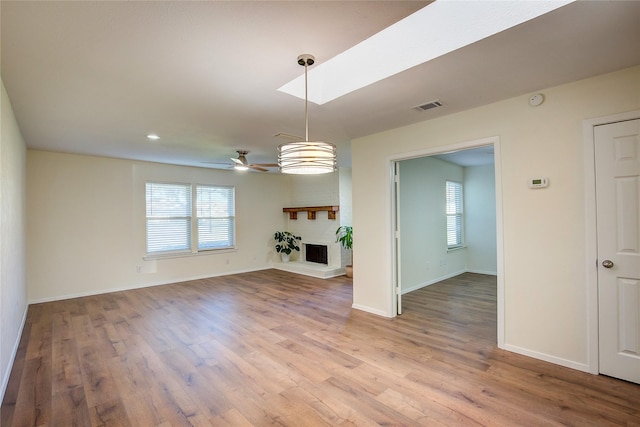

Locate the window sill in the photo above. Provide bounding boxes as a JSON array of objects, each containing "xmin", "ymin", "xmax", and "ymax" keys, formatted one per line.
[
  {"xmin": 143, "ymin": 247, "xmax": 237, "ymax": 261},
  {"xmin": 447, "ymin": 246, "xmax": 467, "ymax": 253}
]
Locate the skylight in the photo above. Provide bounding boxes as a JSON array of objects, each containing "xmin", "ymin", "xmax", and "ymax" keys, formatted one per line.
[{"xmin": 278, "ymin": 0, "xmax": 575, "ymax": 105}]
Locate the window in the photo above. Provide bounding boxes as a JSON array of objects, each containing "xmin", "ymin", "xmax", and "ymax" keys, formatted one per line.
[
  {"xmin": 446, "ymin": 180, "xmax": 464, "ymax": 248},
  {"xmin": 146, "ymin": 182, "xmax": 235, "ymax": 255},
  {"xmin": 146, "ymin": 183, "xmax": 192, "ymax": 254},
  {"xmin": 196, "ymin": 185, "xmax": 235, "ymax": 250}
]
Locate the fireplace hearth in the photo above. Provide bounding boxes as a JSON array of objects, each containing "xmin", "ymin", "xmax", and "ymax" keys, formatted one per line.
[{"xmin": 274, "ymin": 239, "xmax": 344, "ymax": 278}]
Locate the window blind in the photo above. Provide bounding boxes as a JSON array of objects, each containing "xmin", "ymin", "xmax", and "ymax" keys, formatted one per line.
[
  {"xmin": 146, "ymin": 183, "xmax": 192, "ymax": 254},
  {"xmin": 196, "ymin": 185, "xmax": 235, "ymax": 250},
  {"xmin": 145, "ymin": 182, "xmax": 236, "ymax": 255},
  {"xmin": 446, "ymin": 180, "xmax": 464, "ymax": 248}
]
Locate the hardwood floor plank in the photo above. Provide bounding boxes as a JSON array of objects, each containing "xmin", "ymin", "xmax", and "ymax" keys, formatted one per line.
[
  {"xmin": 271, "ymin": 324, "xmax": 363, "ymax": 370},
  {"xmin": 278, "ymin": 386, "xmax": 345, "ymax": 426},
  {"xmin": 241, "ymin": 333, "xmax": 333, "ymax": 384},
  {"xmin": 208, "ymin": 408, "xmax": 254, "ymax": 427},
  {"xmin": 0, "ymin": 320, "xmax": 31, "ymax": 426},
  {"xmin": 3, "ymin": 270, "xmax": 640, "ymax": 426},
  {"xmin": 118, "ymin": 335, "xmax": 212, "ymax": 425},
  {"xmin": 320, "ymin": 375, "xmax": 417, "ymax": 426},
  {"xmin": 11, "ymin": 357, "xmax": 51, "ymax": 427},
  {"xmin": 72, "ymin": 316, "xmax": 120, "ymax": 410},
  {"xmin": 88, "ymin": 398, "xmax": 132, "ymax": 427},
  {"xmin": 278, "ymin": 379, "xmax": 382, "ymax": 427},
  {"xmin": 157, "ymin": 347, "xmax": 235, "ymax": 418},
  {"xmin": 375, "ymin": 388, "xmax": 475, "ymax": 427},
  {"xmin": 51, "ymin": 385, "xmax": 92, "ymax": 427}
]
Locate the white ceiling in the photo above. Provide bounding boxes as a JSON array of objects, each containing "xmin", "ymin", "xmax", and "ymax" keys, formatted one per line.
[
  {"xmin": 433, "ymin": 146, "xmax": 495, "ymax": 167},
  {"xmin": 2, "ymin": 1, "xmax": 640, "ymax": 171}
]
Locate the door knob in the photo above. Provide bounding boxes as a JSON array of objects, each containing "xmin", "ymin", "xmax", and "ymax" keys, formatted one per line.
[{"xmin": 602, "ymin": 260, "xmax": 614, "ymax": 268}]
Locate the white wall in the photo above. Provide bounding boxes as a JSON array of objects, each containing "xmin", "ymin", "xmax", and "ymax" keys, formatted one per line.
[
  {"xmin": 1, "ymin": 80, "xmax": 28, "ymax": 400},
  {"xmin": 338, "ymin": 168, "xmax": 353, "ymax": 266},
  {"xmin": 286, "ymin": 171, "xmax": 340, "ymax": 262},
  {"xmin": 284, "ymin": 168, "xmax": 352, "ymax": 268},
  {"xmin": 465, "ymin": 164, "xmax": 497, "ymax": 275},
  {"xmin": 351, "ymin": 65, "xmax": 640, "ymax": 368},
  {"xmin": 398, "ymin": 156, "xmax": 466, "ymax": 292},
  {"xmin": 338, "ymin": 168, "xmax": 353, "ymax": 227},
  {"xmin": 27, "ymin": 151, "xmax": 290, "ymax": 302}
]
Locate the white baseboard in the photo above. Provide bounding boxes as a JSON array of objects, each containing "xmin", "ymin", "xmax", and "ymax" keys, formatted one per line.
[
  {"xmin": 401, "ymin": 270, "xmax": 466, "ymax": 295},
  {"xmin": 28, "ymin": 267, "xmax": 271, "ymax": 304},
  {"xmin": 351, "ymin": 303, "xmax": 391, "ymax": 318},
  {"xmin": 401, "ymin": 269, "xmax": 498, "ymax": 295},
  {"xmin": 465, "ymin": 269, "xmax": 497, "ymax": 276},
  {"xmin": 1, "ymin": 304, "xmax": 28, "ymax": 403},
  {"xmin": 502, "ymin": 343, "xmax": 591, "ymax": 373}
]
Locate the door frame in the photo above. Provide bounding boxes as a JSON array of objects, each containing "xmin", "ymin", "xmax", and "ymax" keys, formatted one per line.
[
  {"xmin": 583, "ymin": 109, "xmax": 640, "ymax": 375},
  {"xmin": 388, "ymin": 135, "xmax": 505, "ymax": 349}
]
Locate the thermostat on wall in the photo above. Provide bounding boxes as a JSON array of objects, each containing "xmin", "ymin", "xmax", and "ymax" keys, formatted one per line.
[{"xmin": 528, "ymin": 177, "xmax": 549, "ymax": 188}]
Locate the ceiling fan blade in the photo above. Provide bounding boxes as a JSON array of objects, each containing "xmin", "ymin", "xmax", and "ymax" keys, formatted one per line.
[
  {"xmin": 248, "ymin": 165, "xmax": 269, "ymax": 172},
  {"xmin": 231, "ymin": 157, "xmax": 244, "ymax": 165},
  {"xmin": 253, "ymin": 163, "xmax": 279, "ymax": 167},
  {"xmin": 273, "ymin": 132, "xmax": 303, "ymax": 141}
]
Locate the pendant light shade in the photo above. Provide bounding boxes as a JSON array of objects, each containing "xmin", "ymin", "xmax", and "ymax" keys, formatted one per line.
[
  {"xmin": 278, "ymin": 54, "xmax": 337, "ymax": 175},
  {"xmin": 278, "ymin": 141, "xmax": 337, "ymax": 174}
]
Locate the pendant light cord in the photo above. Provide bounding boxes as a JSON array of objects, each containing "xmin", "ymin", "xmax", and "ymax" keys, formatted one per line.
[
  {"xmin": 277, "ymin": 54, "xmax": 336, "ymax": 175},
  {"xmin": 304, "ymin": 60, "xmax": 309, "ymax": 142}
]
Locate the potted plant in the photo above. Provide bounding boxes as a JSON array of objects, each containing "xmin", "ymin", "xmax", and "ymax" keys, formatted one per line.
[
  {"xmin": 274, "ymin": 231, "xmax": 301, "ymax": 262},
  {"xmin": 335, "ymin": 225, "xmax": 353, "ymax": 278}
]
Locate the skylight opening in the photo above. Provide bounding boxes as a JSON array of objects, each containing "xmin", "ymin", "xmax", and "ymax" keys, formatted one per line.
[{"xmin": 278, "ymin": 0, "xmax": 575, "ymax": 105}]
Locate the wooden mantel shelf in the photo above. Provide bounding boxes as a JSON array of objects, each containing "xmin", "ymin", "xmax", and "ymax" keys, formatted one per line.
[{"xmin": 283, "ymin": 206, "xmax": 339, "ymax": 220}]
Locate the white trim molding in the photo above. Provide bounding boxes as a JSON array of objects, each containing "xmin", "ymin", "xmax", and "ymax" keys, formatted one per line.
[
  {"xmin": 352, "ymin": 303, "xmax": 391, "ymax": 318},
  {"xmin": 503, "ymin": 343, "xmax": 590, "ymax": 373},
  {"xmin": 1, "ymin": 305, "xmax": 28, "ymax": 402}
]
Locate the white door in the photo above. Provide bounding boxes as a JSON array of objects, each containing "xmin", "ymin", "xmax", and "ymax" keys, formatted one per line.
[{"xmin": 595, "ymin": 118, "xmax": 640, "ymax": 384}]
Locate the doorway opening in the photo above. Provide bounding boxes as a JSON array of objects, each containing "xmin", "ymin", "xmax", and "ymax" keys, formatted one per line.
[{"xmin": 390, "ymin": 136, "xmax": 505, "ymax": 348}]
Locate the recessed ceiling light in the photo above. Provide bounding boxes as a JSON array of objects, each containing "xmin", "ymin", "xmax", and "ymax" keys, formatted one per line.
[
  {"xmin": 278, "ymin": 0, "xmax": 575, "ymax": 105},
  {"xmin": 146, "ymin": 134, "xmax": 160, "ymax": 140}
]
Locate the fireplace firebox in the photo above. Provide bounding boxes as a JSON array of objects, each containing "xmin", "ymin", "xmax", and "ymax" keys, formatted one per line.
[{"xmin": 305, "ymin": 244, "xmax": 328, "ymax": 265}]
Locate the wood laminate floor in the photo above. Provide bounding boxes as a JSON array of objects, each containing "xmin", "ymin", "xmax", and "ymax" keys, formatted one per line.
[{"xmin": 2, "ymin": 270, "xmax": 639, "ymax": 426}]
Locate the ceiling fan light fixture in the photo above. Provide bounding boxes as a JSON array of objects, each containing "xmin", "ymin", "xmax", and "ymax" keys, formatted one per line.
[
  {"xmin": 278, "ymin": 54, "xmax": 337, "ymax": 175},
  {"xmin": 229, "ymin": 150, "xmax": 277, "ymax": 172},
  {"xmin": 232, "ymin": 150, "xmax": 249, "ymax": 171}
]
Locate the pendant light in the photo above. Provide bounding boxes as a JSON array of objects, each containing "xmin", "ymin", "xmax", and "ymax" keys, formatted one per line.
[{"xmin": 278, "ymin": 54, "xmax": 337, "ymax": 174}]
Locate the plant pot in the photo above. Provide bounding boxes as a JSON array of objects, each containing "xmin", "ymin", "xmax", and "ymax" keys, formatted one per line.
[
  {"xmin": 345, "ymin": 265, "xmax": 353, "ymax": 278},
  {"xmin": 280, "ymin": 252, "xmax": 290, "ymax": 263}
]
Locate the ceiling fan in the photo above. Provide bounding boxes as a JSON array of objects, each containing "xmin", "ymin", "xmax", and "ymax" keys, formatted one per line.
[{"xmin": 230, "ymin": 150, "xmax": 278, "ymax": 172}]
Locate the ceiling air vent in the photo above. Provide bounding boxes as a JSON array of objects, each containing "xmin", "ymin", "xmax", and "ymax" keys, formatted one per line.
[{"xmin": 414, "ymin": 100, "xmax": 443, "ymax": 112}]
